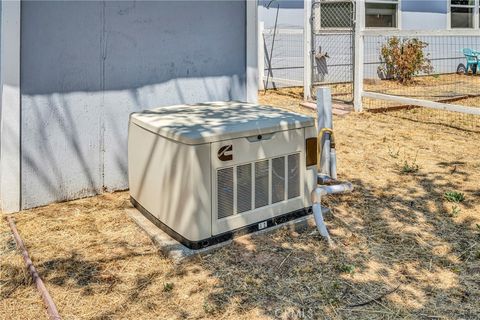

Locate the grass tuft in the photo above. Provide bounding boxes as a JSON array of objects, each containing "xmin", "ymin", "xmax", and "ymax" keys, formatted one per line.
[{"xmin": 444, "ymin": 191, "xmax": 465, "ymax": 203}]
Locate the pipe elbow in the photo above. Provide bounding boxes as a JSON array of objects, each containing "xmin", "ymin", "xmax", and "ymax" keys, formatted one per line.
[
  {"xmin": 311, "ymin": 187, "xmax": 326, "ymax": 204},
  {"xmin": 311, "ymin": 182, "xmax": 353, "ymax": 204}
]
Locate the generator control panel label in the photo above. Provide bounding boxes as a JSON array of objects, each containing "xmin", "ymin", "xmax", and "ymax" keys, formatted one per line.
[{"xmin": 258, "ymin": 221, "xmax": 268, "ymax": 230}]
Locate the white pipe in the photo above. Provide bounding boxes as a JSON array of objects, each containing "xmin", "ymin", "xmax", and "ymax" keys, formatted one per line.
[
  {"xmin": 316, "ymin": 183, "xmax": 353, "ymax": 197},
  {"xmin": 258, "ymin": 21, "xmax": 265, "ymax": 91},
  {"xmin": 330, "ymin": 149, "xmax": 337, "ymax": 180},
  {"xmin": 317, "ymin": 88, "xmax": 333, "ymax": 176},
  {"xmin": 311, "ymin": 183, "xmax": 353, "ymax": 243},
  {"xmin": 317, "ymin": 174, "xmax": 335, "ymax": 184},
  {"xmin": 314, "ymin": 87, "xmax": 352, "ymax": 243},
  {"xmin": 312, "ymin": 203, "xmax": 331, "ymax": 242}
]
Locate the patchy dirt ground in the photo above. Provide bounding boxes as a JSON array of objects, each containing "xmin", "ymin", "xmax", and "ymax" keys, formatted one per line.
[{"xmin": 1, "ymin": 89, "xmax": 480, "ymax": 320}]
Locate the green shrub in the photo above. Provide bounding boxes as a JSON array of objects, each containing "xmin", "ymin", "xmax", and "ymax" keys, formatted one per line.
[
  {"xmin": 339, "ymin": 264, "xmax": 356, "ymax": 275},
  {"xmin": 163, "ymin": 282, "xmax": 174, "ymax": 292},
  {"xmin": 401, "ymin": 160, "xmax": 419, "ymax": 174},
  {"xmin": 450, "ymin": 205, "xmax": 461, "ymax": 217},
  {"xmin": 444, "ymin": 191, "xmax": 465, "ymax": 203},
  {"xmin": 378, "ymin": 37, "xmax": 433, "ymax": 84}
]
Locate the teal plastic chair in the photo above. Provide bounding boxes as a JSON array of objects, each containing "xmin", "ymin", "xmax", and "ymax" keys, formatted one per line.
[{"xmin": 462, "ymin": 48, "xmax": 478, "ymax": 74}]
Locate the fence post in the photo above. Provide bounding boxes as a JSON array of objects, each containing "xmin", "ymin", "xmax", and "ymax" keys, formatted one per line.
[
  {"xmin": 304, "ymin": 0, "xmax": 312, "ymax": 101},
  {"xmin": 353, "ymin": 0, "xmax": 365, "ymax": 112},
  {"xmin": 258, "ymin": 21, "xmax": 265, "ymax": 90}
]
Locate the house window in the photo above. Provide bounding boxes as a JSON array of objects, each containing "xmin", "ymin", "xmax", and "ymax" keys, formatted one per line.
[
  {"xmin": 450, "ymin": 0, "xmax": 479, "ymax": 29},
  {"xmin": 365, "ymin": 0, "xmax": 399, "ymax": 28}
]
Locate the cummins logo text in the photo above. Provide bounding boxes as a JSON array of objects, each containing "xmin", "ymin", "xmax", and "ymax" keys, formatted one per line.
[{"xmin": 217, "ymin": 145, "xmax": 233, "ymax": 161}]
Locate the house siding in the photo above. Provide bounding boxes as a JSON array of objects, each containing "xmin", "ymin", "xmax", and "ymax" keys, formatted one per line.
[
  {"xmin": 401, "ymin": 0, "xmax": 448, "ymax": 30},
  {"xmin": 19, "ymin": 0, "xmax": 247, "ymax": 208}
]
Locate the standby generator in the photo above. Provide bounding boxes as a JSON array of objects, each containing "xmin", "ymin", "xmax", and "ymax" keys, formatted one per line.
[{"xmin": 128, "ymin": 102, "xmax": 317, "ymax": 249}]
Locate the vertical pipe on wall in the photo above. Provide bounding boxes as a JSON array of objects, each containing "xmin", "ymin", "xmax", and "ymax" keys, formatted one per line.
[
  {"xmin": 353, "ymin": 0, "xmax": 365, "ymax": 112},
  {"xmin": 246, "ymin": 0, "xmax": 259, "ymax": 103},
  {"xmin": 303, "ymin": 0, "xmax": 312, "ymax": 101},
  {"xmin": 258, "ymin": 21, "xmax": 265, "ymax": 90},
  {"xmin": 0, "ymin": 0, "xmax": 21, "ymax": 212}
]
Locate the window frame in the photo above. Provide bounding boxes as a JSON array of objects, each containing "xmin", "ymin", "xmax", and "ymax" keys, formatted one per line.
[
  {"xmin": 448, "ymin": 0, "xmax": 480, "ymax": 29},
  {"xmin": 365, "ymin": 0, "xmax": 401, "ymax": 30}
]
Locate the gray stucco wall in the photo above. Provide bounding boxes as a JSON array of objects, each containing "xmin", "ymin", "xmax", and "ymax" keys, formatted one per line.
[{"xmin": 20, "ymin": 0, "xmax": 246, "ymax": 208}]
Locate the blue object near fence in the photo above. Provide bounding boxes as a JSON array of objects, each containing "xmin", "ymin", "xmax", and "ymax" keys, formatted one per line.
[{"xmin": 462, "ymin": 48, "xmax": 479, "ymax": 74}]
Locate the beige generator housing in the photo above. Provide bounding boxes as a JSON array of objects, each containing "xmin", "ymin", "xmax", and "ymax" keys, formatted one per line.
[{"xmin": 128, "ymin": 102, "xmax": 317, "ymax": 249}]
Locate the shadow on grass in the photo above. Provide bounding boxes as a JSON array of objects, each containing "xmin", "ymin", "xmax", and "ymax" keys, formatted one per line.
[
  {"xmin": 195, "ymin": 173, "xmax": 479, "ymax": 319},
  {"xmin": 3, "ymin": 166, "xmax": 478, "ymax": 319}
]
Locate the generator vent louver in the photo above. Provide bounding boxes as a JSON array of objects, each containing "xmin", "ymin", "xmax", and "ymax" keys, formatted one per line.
[
  {"xmin": 217, "ymin": 153, "xmax": 301, "ymax": 220},
  {"xmin": 217, "ymin": 167, "xmax": 234, "ymax": 219},
  {"xmin": 236, "ymin": 164, "xmax": 252, "ymax": 214}
]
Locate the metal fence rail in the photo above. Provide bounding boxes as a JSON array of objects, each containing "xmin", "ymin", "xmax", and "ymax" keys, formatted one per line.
[{"xmin": 262, "ymin": 28, "xmax": 304, "ymax": 89}]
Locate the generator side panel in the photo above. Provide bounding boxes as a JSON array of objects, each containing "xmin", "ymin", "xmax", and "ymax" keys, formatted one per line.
[{"xmin": 128, "ymin": 123, "xmax": 211, "ymax": 242}]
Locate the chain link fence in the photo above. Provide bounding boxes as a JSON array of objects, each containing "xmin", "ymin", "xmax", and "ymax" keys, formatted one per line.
[
  {"xmin": 260, "ymin": 0, "xmax": 356, "ymax": 102},
  {"xmin": 260, "ymin": 2, "xmax": 480, "ymax": 134},
  {"xmin": 262, "ymin": 28, "xmax": 304, "ymax": 89},
  {"xmin": 311, "ymin": 0, "xmax": 355, "ymax": 102},
  {"xmin": 362, "ymin": 33, "xmax": 480, "ymax": 132}
]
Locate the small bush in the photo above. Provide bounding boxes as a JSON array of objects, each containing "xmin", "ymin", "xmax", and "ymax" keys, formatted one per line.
[
  {"xmin": 401, "ymin": 160, "xmax": 419, "ymax": 174},
  {"xmin": 450, "ymin": 205, "xmax": 461, "ymax": 217},
  {"xmin": 444, "ymin": 191, "xmax": 465, "ymax": 203},
  {"xmin": 339, "ymin": 264, "xmax": 356, "ymax": 275},
  {"xmin": 378, "ymin": 37, "xmax": 433, "ymax": 84},
  {"xmin": 396, "ymin": 150, "xmax": 419, "ymax": 175},
  {"xmin": 163, "ymin": 282, "xmax": 174, "ymax": 292}
]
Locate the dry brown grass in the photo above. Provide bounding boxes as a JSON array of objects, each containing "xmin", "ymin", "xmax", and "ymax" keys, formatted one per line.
[
  {"xmin": 1, "ymin": 89, "xmax": 480, "ymax": 319},
  {"xmin": 361, "ymin": 73, "xmax": 480, "ymax": 112},
  {"xmin": 363, "ymin": 73, "xmax": 480, "ymax": 100},
  {"xmin": 0, "ymin": 224, "xmax": 46, "ymax": 319}
]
